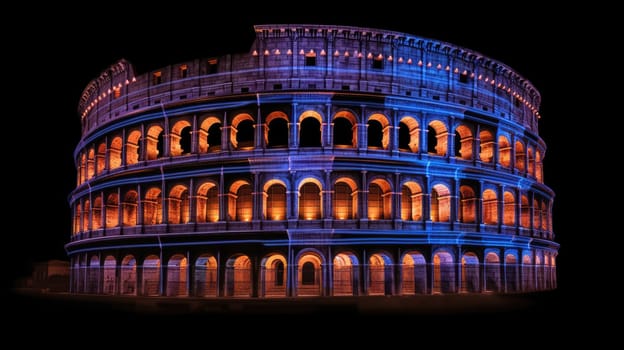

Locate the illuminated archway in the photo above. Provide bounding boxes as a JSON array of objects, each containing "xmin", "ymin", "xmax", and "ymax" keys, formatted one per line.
[
  {"xmin": 505, "ymin": 253, "xmax": 518, "ymax": 292},
  {"xmin": 485, "ymin": 252, "xmax": 500, "ymax": 292},
  {"xmin": 522, "ymin": 254, "xmax": 533, "ymax": 291},
  {"xmin": 143, "ymin": 188, "xmax": 162, "ymax": 225},
  {"xmin": 262, "ymin": 254, "xmax": 287, "ymax": 297},
  {"xmin": 265, "ymin": 111, "xmax": 289, "ymax": 148},
  {"xmin": 401, "ymin": 251, "xmax": 426, "ymax": 294},
  {"xmin": 333, "ymin": 252, "xmax": 359, "ymax": 296},
  {"xmin": 461, "ymin": 253, "xmax": 479, "ymax": 293},
  {"xmin": 168, "ymin": 185, "xmax": 190, "ymax": 224},
  {"xmin": 166, "ymin": 254, "xmax": 188, "ymax": 296},
  {"xmin": 459, "ymin": 185, "xmax": 476, "ymax": 223},
  {"xmin": 527, "ymin": 147, "xmax": 535, "ymax": 176},
  {"xmin": 334, "ymin": 178, "xmax": 358, "ymax": 220},
  {"xmin": 368, "ymin": 179, "xmax": 391, "ymax": 220},
  {"xmin": 479, "ymin": 129, "xmax": 494, "ymax": 163},
  {"xmin": 122, "ymin": 190, "xmax": 138, "ymax": 226},
  {"xmin": 264, "ymin": 180, "xmax": 287, "ymax": 220},
  {"xmin": 225, "ymin": 255, "xmax": 252, "ymax": 297},
  {"xmin": 368, "ymin": 253, "xmax": 392, "ymax": 295},
  {"xmin": 398, "ymin": 116, "xmax": 419, "ymax": 152},
  {"xmin": 109, "ymin": 136, "xmax": 122, "ymax": 169},
  {"xmin": 82, "ymin": 200, "xmax": 90, "ymax": 232},
  {"xmin": 299, "ymin": 113, "xmax": 322, "ymax": 147},
  {"xmin": 87, "ymin": 148, "xmax": 95, "ymax": 179},
  {"xmin": 103, "ymin": 255, "xmax": 116, "ymax": 294},
  {"xmin": 198, "ymin": 116, "xmax": 222, "ymax": 153},
  {"xmin": 142, "ymin": 255, "xmax": 161, "ymax": 296},
  {"xmin": 170, "ymin": 120, "xmax": 192, "ymax": 156},
  {"xmin": 120, "ymin": 255, "xmax": 136, "ymax": 295},
  {"xmin": 515, "ymin": 140, "xmax": 525, "ymax": 172},
  {"xmin": 126, "ymin": 130, "xmax": 141, "ymax": 165},
  {"xmin": 299, "ymin": 179, "xmax": 322, "ymax": 220},
  {"xmin": 498, "ymin": 135, "xmax": 511, "ymax": 168},
  {"xmin": 455, "ymin": 124, "xmax": 473, "ymax": 160},
  {"xmin": 194, "ymin": 255, "xmax": 217, "ymax": 297},
  {"xmin": 483, "ymin": 189, "xmax": 498, "ymax": 225},
  {"xmin": 503, "ymin": 191, "xmax": 515, "ymax": 226},
  {"xmin": 536, "ymin": 150, "xmax": 543, "ymax": 183},
  {"xmin": 231, "ymin": 113, "xmax": 254, "ymax": 149},
  {"xmin": 92, "ymin": 196, "xmax": 102, "ymax": 230},
  {"xmin": 433, "ymin": 250, "xmax": 455, "ymax": 293},
  {"xmin": 431, "ymin": 184, "xmax": 450, "ymax": 222},
  {"xmin": 87, "ymin": 255, "xmax": 100, "ymax": 293},
  {"xmin": 229, "ymin": 180, "xmax": 252, "ymax": 221},
  {"xmin": 521, "ymin": 195, "xmax": 530, "ymax": 228},
  {"xmin": 428, "ymin": 120, "xmax": 448, "ymax": 156},
  {"xmin": 96, "ymin": 142, "xmax": 106, "ymax": 174},
  {"xmin": 333, "ymin": 111, "xmax": 357, "ymax": 147},
  {"xmin": 146, "ymin": 125, "xmax": 164, "ymax": 160},
  {"xmin": 297, "ymin": 253, "xmax": 322, "ymax": 296},
  {"xmin": 196, "ymin": 182, "xmax": 219, "ymax": 223},
  {"xmin": 105, "ymin": 193, "xmax": 119, "ymax": 227},
  {"xmin": 401, "ymin": 182, "xmax": 422, "ymax": 221}
]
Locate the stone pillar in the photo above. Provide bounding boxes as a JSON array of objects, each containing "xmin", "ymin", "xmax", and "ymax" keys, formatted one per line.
[
  {"xmin": 188, "ymin": 178, "xmax": 195, "ymax": 224},
  {"xmin": 221, "ymin": 112, "xmax": 229, "ymax": 152},
  {"xmin": 219, "ymin": 170, "xmax": 226, "ymax": 221},
  {"xmin": 121, "ymin": 128, "xmax": 127, "ymax": 166},
  {"xmin": 289, "ymin": 171, "xmax": 298, "ymax": 221},
  {"xmin": 140, "ymin": 124, "xmax": 146, "ymax": 162},
  {"xmin": 255, "ymin": 105, "xmax": 263, "ymax": 149},
  {"xmin": 360, "ymin": 171, "xmax": 368, "ymax": 221},
  {"xmin": 191, "ymin": 114, "xmax": 198, "ymax": 154},
  {"xmin": 253, "ymin": 172, "xmax": 261, "ymax": 221},
  {"xmin": 323, "ymin": 170, "xmax": 331, "ymax": 222},
  {"xmin": 290, "ymin": 103, "xmax": 298, "ymax": 148},
  {"xmin": 497, "ymin": 185, "xmax": 504, "ymax": 231}
]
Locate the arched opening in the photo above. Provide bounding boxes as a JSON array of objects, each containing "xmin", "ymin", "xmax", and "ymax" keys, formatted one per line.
[
  {"xmin": 299, "ymin": 181, "xmax": 321, "ymax": 220},
  {"xmin": 459, "ymin": 185, "xmax": 476, "ymax": 223},
  {"xmin": 194, "ymin": 255, "xmax": 217, "ymax": 297},
  {"xmin": 168, "ymin": 185, "xmax": 190, "ymax": 224},
  {"xmin": 82, "ymin": 200, "xmax": 90, "ymax": 232},
  {"xmin": 485, "ymin": 252, "xmax": 500, "ymax": 292},
  {"xmin": 505, "ymin": 254, "xmax": 518, "ymax": 292},
  {"xmin": 522, "ymin": 255, "xmax": 533, "ymax": 291},
  {"xmin": 196, "ymin": 182, "xmax": 219, "ymax": 223},
  {"xmin": 122, "ymin": 190, "xmax": 138, "ymax": 226},
  {"xmin": 126, "ymin": 130, "xmax": 141, "ymax": 165},
  {"xmin": 533, "ymin": 198, "xmax": 541, "ymax": 231},
  {"xmin": 142, "ymin": 255, "xmax": 161, "ymax": 296},
  {"xmin": 266, "ymin": 113, "xmax": 289, "ymax": 148},
  {"xmin": 433, "ymin": 251, "xmax": 455, "ymax": 293},
  {"xmin": 262, "ymin": 254, "xmax": 287, "ymax": 297},
  {"xmin": 333, "ymin": 253, "xmax": 358, "ymax": 296},
  {"xmin": 461, "ymin": 253, "xmax": 480, "ymax": 293},
  {"xmin": 146, "ymin": 125, "xmax": 164, "ymax": 160},
  {"xmin": 528, "ymin": 147, "xmax": 535, "ymax": 176},
  {"xmin": 536, "ymin": 151, "xmax": 543, "ymax": 183},
  {"xmin": 333, "ymin": 116, "xmax": 355, "ymax": 147},
  {"xmin": 87, "ymin": 148, "xmax": 95, "ymax": 179},
  {"xmin": 368, "ymin": 253, "xmax": 392, "ymax": 295},
  {"xmin": 120, "ymin": 255, "xmax": 136, "ymax": 295},
  {"xmin": 144, "ymin": 188, "xmax": 162, "ymax": 225},
  {"xmin": 92, "ymin": 196, "xmax": 102, "ymax": 230},
  {"xmin": 334, "ymin": 178, "xmax": 357, "ymax": 220},
  {"xmin": 73, "ymin": 204, "xmax": 81, "ymax": 234},
  {"xmin": 79, "ymin": 153, "xmax": 86, "ymax": 185},
  {"xmin": 226, "ymin": 255, "xmax": 252, "ymax": 297},
  {"xmin": 109, "ymin": 136, "xmax": 122, "ymax": 169},
  {"xmin": 265, "ymin": 181, "xmax": 287, "ymax": 220},
  {"xmin": 401, "ymin": 182, "xmax": 423, "ymax": 221},
  {"xmin": 515, "ymin": 141, "xmax": 525, "ymax": 172},
  {"xmin": 398, "ymin": 116, "xmax": 419, "ymax": 152},
  {"xmin": 479, "ymin": 129, "xmax": 494, "ymax": 163},
  {"xmin": 520, "ymin": 195, "xmax": 530, "ymax": 228},
  {"xmin": 368, "ymin": 114, "xmax": 390, "ymax": 149},
  {"xmin": 431, "ymin": 184, "xmax": 450, "ymax": 222},
  {"xmin": 428, "ymin": 120, "xmax": 448, "ymax": 156},
  {"xmin": 368, "ymin": 179, "xmax": 391, "ymax": 220},
  {"xmin": 166, "ymin": 254, "xmax": 188, "ymax": 296},
  {"xmin": 170, "ymin": 120, "xmax": 192, "ymax": 156},
  {"xmin": 401, "ymin": 251, "xmax": 426, "ymax": 295},
  {"xmin": 103, "ymin": 256, "xmax": 116, "ymax": 294},
  {"xmin": 231, "ymin": 114, "xmax": 255, "ymax": 150},
  {"xmin": 198, "ymin": 116, "xmax": 222, "ymax": 153},
  {"xmin": 503, "ymin": 191, "xmax": 515, "ymax": 226},
  {"xmin": 105, "ymin": 193, "xmax": 119, "ymax": 227},
  {"xmin": 455, "ymin": 125, "xmax": 473, "ymax": 160},
  {"xmin": 541, "ymin": 201, "xmax": 548, "ymax": 230},
  {"xmin": 229, "ymin": 180, "xmax": 252, "ymax": 221},
  {"xmin": 297, "ymin": 253, "xmax": 322, "ymax": 296},
  {"xmin": 87, "ymin": 256, "xmax": 99, "ymax": 293},
  {"xmin": 367, "ymin": 120, "xmax": 383, "ymax": 148},
  {"xmin": 483, "ymin": 189, "xmax": 498, "ymax": 225},
  {"xmin": 96, "ymin": 142, "xmax": 106, "ymax": 174},
  {"xmin": 299, "ymin": 117, "xmax": 322, "ymax": 147},
  {"xmin": 498, "ymin": 135, "xmax": 511, "ymax": 168}
]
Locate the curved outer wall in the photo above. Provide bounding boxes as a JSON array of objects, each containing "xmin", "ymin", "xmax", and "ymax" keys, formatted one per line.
[{"xmin": 67, "ymin": 24, "xmax": 557, "ymax": 297}]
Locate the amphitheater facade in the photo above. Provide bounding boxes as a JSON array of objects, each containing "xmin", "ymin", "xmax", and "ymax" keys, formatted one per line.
[{"xmin": 67, "ymin": 24, "xmax": 557, "ymax": 297}]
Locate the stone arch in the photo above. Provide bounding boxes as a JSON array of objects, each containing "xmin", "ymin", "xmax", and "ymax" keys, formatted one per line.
[
  {"xmin": 103, "ymin": 255, "xmax": 116, "ymax": 294},
  {"xmin": 170, "ymin": 119, "xmax": 192, "ymax": 156},
  {"xmin": 231, "ymin": 113, "xmax": 255, "ymax": 149},
  {"xmin": 459, "ymin": 185, "xmax": 476, "ymax": 223},
  {"xmin": 105, "ymin": 193, "xmax": 119, "ymax": 227},
  {"xmin": 503, "ymin": 191, "xmax": 515, "ymax": 226},
  {"xmin": 299, "ymin": 110, "xmax": 323, "ymax": 147},
  {"xmin": 485, "ymin": 252, "xmax": 500, "ymax": 292},
  {"xmin": 432, "ymin": 250, "xmax": 455, "ymax": 293},
  {"xmin": 297, "ymin": 251, "xmax": 323, "ymax": 296},
  {"xmin": 368, "ymin": 178, "xmax": 392, "ymax": 220},
  {"xmin": 367, "ymin": 113, "xmax": 390, "ymax": 149},
  {"xmin": 333, "ymin": 252, "xmax": 359, "ymax": 296},
  {"xmin": 479, "ymin": 129, "xmax": 495, "ymax": 163},
  {"xmin": 334, "ymin": 177, "xmax": 358, "ymax": 220},
  {"xmin": 505, "ymin": 253, "xmax": 518, "ymax": 292},
  {"xmin": 431, "ymin": 183, "xmax": 451, "ymax": 222},
  {"xmin": 264, "ymin": 179, "xmax": 287, "ymax": 220},
  {"xmin": 333, "ymin": 110, "xmax": 357, "ymax": 147},
  {"xmin": 143, "ymin": 187, "xmax": 162, "ymax": 225},
  {"xmin": 146, "ymin": 125, "xmax": 164, "ymax": 160},
  {"xmin": 122, "ymin": 190, "xmax": 138, "ymax": 226},
  {"xmin": 109, "ymin": 136, "xmax": 123, "ymax": 169},
  {"xmin": 483, "ymin": 189, "xmax": 498, "ymax": 225},
  {"xmin": 398, "ymin": 116, "xmax": 419, "ymax": 152},
  {"xmin": 168, "ymin": 184, "xmax": 190, "ymax": 224},
  {"xmin": 401, "ymin": 251, "xmax": 427, "ymax": 294},
  {"xmin": 261, "ymin": 253, "xmax": 287, "ymax": 297},
  {"xmin": 455, "ymin": 124, "xmax": 473, "ymax": 160},
  {"xmin": 515, "ymin": 140, "xmax": 525, "ymax": 171},
  {"xmin": 428, "ymin": 120, "xmax": 448, "ymax": 156},
  {"xmin": 194, "ymin": 254, "xmax": 218, "ymax": 297},
  {"xmin": 461, "ymin": 252, "xmax": 480, "ymax": 293},
  {"xmin": 368, "ymin": 252, "xmax": 393, "ymax": 295},
  {"xmin": 142, "ymin": 255, "xmax": 161, "ymax": 296},
  {"xmin": 166, "ymin": 254, "xmax": 188, "ymax": 296},
  {"xmin": 401, "ymin": 181, "xmax": 423, "ymax": 221},
  {"xmin": 225, "ymin": 255, "xmax": 252, "ymax": 297},
  {"xmin": 298, "ymin": 178, "xmax": 322, "ymax": 220},
  {"xmin": 126, "ymin": 130, "xmax": 142, "ymax": 165},
  {"xmin": 229, "ymin": 180, "xmax": 253, "ymax": 221},
  {"xmin": 196, "ymin": 181, "xmax": 219, "ymax": 223},
  {"xmin": 265, "ymin": 111, "xmax": 289, "ymax": 148},
  {"xmin": 120, "ymin": 255, "xmax": 136, "ymax": 295},
  {"xmin": 498, "ymin": 135, "xmax": 511, "ymax": 168},
  {"xmin": 198, "ymin": 116, "xmax": 222, "ymax": 153}
]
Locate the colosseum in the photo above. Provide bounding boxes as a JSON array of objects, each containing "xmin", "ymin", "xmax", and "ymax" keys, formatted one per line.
[{"xmin": 67, "ymin": 24, "xmax": 558, "ymax": 298}]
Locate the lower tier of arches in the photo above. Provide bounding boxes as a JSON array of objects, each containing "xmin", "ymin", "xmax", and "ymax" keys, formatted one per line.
[{"xmin": 69, "ymin": 243, "xmax": 557, "ymax": 296}]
